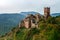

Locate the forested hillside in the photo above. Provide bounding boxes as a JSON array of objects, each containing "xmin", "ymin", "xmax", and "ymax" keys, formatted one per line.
[{"xmin": 0, "ymin": 16, "xmax": 60, "ymax": 40}]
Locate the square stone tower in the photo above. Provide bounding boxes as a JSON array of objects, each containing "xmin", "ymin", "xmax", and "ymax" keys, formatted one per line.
[{"xmin": 44, "ymin": 7, "xmax": 50, "ymax": 19}]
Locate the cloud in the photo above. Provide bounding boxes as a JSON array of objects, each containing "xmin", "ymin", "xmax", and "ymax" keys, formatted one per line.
[{"xmin": 0, "ymin": 0, "xmax": 60, "ymax": 14}]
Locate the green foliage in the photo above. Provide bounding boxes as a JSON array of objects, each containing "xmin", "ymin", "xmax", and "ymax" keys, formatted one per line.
[
  {"xmin": 46, "ymin": 17, "xmax": 56, "ymax": 24},
  {"xmin": 38, "ymin": 16, "xmax": 60, "ymax": 40},
  {"xmin": 24, "ymin": 28, "xmax": 40, "ymax": 40},
  {"xmin": 16, "ymin": 28, "xmax": 28, "ymax": 40},
  {"xmin": 0, "ymin": 16, "xmax": 60, "ymax": 40},
  {"xmin": 31, "ymin": 28, "xmax": 40, "ymax": 35}
]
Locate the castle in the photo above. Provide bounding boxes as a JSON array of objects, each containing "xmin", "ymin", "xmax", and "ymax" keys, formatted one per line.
[
  {"xmin": 19, "ymin": 7, "xmax": 50, "ymax": 28},
  {"xmin": 44, "ymin": 7, "xmax": 50, "ymax": 19}
]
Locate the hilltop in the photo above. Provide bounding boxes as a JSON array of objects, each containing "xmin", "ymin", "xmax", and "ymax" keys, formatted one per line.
[
  {"xmin": 0, "ymin": 15, "xmax": 60, "ymax": 40},
  {"xmin": 0, "ymin": 7, "xmax": 60, "ymax": 40}
]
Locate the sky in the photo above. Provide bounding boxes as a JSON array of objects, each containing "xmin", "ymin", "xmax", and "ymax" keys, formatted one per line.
[{"xmin": 0, "ymin": 0, "xmax": 60, "ymax": 14}]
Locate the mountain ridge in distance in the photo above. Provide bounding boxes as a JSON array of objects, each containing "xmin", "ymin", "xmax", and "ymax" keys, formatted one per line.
[
  {"xmin": 0, "ymin": 14, "xmax": 25, "ymax": 35},
  {"xmin": 51, "ymin": 13, "xmax": 60, "ymax": 17},
  {"xmin": 0, "ymin": 11, "xmax": 39, "ymax": 35},
  {"xmin": 0, "ymin": 11, "xmax": 60, "ymax": 35},
  {"xmin": 20, "ymin": 11, "xmax": 39, "ymax": 16}
]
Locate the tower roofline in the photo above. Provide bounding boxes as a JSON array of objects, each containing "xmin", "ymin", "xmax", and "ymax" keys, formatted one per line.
[{"xmin": 44, "ymin": 7, "xmax": 50, "ymax": 8}]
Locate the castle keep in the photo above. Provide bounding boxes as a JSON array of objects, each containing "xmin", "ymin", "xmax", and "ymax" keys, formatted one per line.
[
  {"xmin": 19, "ymin": 7, "xmax": 50, "ymax": 28},
  {"xmin": 44, "ymin": 7, "xmax": 50, "ymax": 19}
]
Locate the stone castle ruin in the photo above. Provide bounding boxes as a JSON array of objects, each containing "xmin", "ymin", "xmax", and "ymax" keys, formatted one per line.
[
  {"xmin": 19, "ymin": 7, "xmax": 50, "ymax": 28},
  {"xmin": 44, "ymin": 7, "xmax": 50, "ymax": 19}
]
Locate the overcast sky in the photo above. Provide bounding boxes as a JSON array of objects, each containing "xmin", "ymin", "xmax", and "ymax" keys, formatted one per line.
[{"xmin": 0, "ymin": 0, "xmax": 60, "ymax": 14}]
